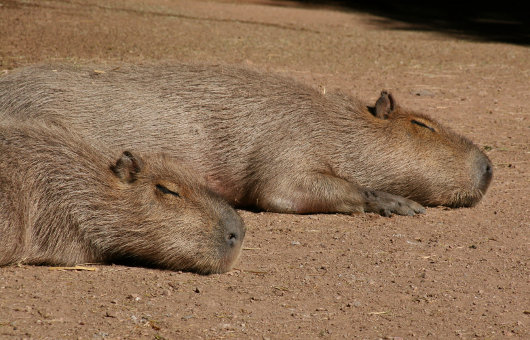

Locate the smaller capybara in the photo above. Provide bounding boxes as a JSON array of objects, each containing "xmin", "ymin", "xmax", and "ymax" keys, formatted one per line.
[
  {"xmin": 0, "ymin": 119, "xmax": 245, "ymax": 274},
  {"xmin": 0, "ymin": 64, "xmax": 493, "ymax": 216}
]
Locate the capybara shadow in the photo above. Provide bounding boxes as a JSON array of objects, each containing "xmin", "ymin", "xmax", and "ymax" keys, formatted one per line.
[
  {"xmin": 0, "ymin": 119, "xmax": 245, "ymax": 274},
  {"xmin": 0, "ymin": 64, "xmax": 492, "ymax": 216}
]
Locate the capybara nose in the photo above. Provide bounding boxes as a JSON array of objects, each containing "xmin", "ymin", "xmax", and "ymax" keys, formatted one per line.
[
  {"xmin": 221, "ymin": 211, "xmax": 246, "ymax": 249},
  {"xmin": 226, "ymin": 231, "xmax": 239, "ymax": 248},
  {"xmin": 477, "ymin": 154, "xmax": 493, "ymax": 193}
]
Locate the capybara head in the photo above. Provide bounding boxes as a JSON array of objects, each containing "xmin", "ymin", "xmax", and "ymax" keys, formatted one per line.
[
  {"xmin": 108, "ymin": 151, "xmax": 246, "ymax": 274},
  {"xmin": 362, "ymin": 91, "xmax": 492, "ymax": 207},
  {"xmin": 0, "ymin": 121, "xmax": 245, "ymax": 273}
]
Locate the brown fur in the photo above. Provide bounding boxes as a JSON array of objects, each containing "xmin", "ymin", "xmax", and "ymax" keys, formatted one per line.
[
  {"xmin": 0, "ymin": 64, "xmax": 492, "ymax": 216},
  {"xmin": 0, "ymin": 119, "xmax": 245, "ymax": 274}
]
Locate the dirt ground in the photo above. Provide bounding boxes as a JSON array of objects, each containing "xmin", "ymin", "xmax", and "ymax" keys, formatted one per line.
[{"xmin": 0, "ymin": 0, "xmax": 528, "ymax": 339}]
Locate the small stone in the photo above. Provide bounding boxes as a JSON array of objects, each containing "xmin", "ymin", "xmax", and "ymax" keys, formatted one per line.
[{"xmin": 410, "ymin": 89, "xmax": 434, "ymax": 97}]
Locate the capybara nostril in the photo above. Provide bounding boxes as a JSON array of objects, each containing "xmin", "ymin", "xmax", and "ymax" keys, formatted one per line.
[{"xmin": 226, "ymin": 233, "xmax": 238, "ymax": 247}]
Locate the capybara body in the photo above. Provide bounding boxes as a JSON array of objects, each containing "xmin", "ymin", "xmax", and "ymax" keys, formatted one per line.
[
  {"xmin": 0, "ymin": 64, "xmax": 492, "ymax": 216},
  {"xmin": 0, "ymin": 119, "xmax": 245, "ymax": 274}
]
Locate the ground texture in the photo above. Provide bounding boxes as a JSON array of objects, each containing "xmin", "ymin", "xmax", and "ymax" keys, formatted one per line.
[{"xmin": 0, "ymin": 0, "xmax": 528, "ymax": 339}]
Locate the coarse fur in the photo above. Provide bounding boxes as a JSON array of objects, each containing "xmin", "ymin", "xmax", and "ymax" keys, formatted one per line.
[
  {"xmin": 0, "ymin": 64, "xmax": 492, "ymax": 216},
  {"xmin": 0, "ymin": 119, "xmax": 245, "ymax": 274}
]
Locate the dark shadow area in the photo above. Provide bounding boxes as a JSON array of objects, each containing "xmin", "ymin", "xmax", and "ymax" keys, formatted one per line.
[
  {"xmin": 262, "ymin": 1, "xmax": 530, "ymax": 46},
  {"xmin": 3, "ymin": 0, "xmax": 528, "ymax": 44}
]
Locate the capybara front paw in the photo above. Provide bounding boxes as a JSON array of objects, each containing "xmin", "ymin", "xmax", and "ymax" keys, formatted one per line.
[{"xmin": 363, "ymin": 190, "xmax": 425, "ymax": 216}]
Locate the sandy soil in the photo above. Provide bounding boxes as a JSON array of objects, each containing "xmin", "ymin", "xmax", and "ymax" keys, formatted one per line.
[{"xmin": 0, "ymin": 0, "xmax": 528, "ymax": 339}]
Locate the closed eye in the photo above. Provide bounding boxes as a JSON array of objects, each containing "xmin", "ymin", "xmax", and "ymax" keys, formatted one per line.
[
  {"xmin": 156, "ymin": 184, "xmax": 181, "ymax": 197},
  {"xmin": 411, "ymin": 119, "xmax": 435, "ymax": 132}
]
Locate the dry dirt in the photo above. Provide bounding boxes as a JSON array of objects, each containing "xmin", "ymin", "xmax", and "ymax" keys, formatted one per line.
[{"xmin": 0, "ymin": 0, "xmax": 528, "ymax": 339}]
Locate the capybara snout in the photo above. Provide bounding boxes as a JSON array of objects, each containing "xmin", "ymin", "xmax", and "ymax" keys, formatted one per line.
[
  {"xmin": 475, "ymin": 153, "xmax": 493, "ymax": 197},
  {"xmin": 461, "ymin": 149, "xmax": 493, "ymax": 207},
  {"xmin": 0, "ymin": 121, "xmax": 245, "ymax": 274},
  {"xmin": 213, "ymin": 206, "xmax": 246, "ymax": 270},
  {"xmin": 219, "ymin": 208, "xmax": 245, "ymax": 249}
]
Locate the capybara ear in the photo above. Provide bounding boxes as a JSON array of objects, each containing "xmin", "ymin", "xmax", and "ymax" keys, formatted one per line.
[
  {"xmin": 110, "ymin": 151, "xmax": 143, "ymax": 183},
  {"xmin": 374, "ymin": 90, "xmax": 397, "ymax": 119}
]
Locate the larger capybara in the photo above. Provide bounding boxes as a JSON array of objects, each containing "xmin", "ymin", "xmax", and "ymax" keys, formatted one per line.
[
  {"xmin": 0, "ymin": 119, "xmax": 245, "ymax": 274},
  {"xmin": 0, "ymin": 64, "xmax": 492, "ymax": 216}
]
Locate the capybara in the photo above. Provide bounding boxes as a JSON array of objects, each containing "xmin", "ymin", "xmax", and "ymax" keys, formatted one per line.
[
  {"xmin": 0, "ymin": 119, "xmax": 245, "ymax": 274},
  {"xmin": 0, "ymin": 64, "xmax": 492, "ymax": 216}
]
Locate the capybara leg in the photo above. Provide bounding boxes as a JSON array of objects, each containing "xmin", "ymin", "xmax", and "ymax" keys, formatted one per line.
[
  {"xmin": 257, "ymin": 174, "xmax": 425, "ymax": 216},
  {"xmin": 361, "ymin": 190, "xmax": 425, "ymax": 216}
]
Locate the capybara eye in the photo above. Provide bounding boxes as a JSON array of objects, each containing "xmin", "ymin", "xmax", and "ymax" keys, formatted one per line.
[
  {"xmin": 411, "ymin": 119, "xmax": 435, "ymax": 132},
  {"xmin": 156, "ymin": 184, "xmax": 181, "ymax": 198}
]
